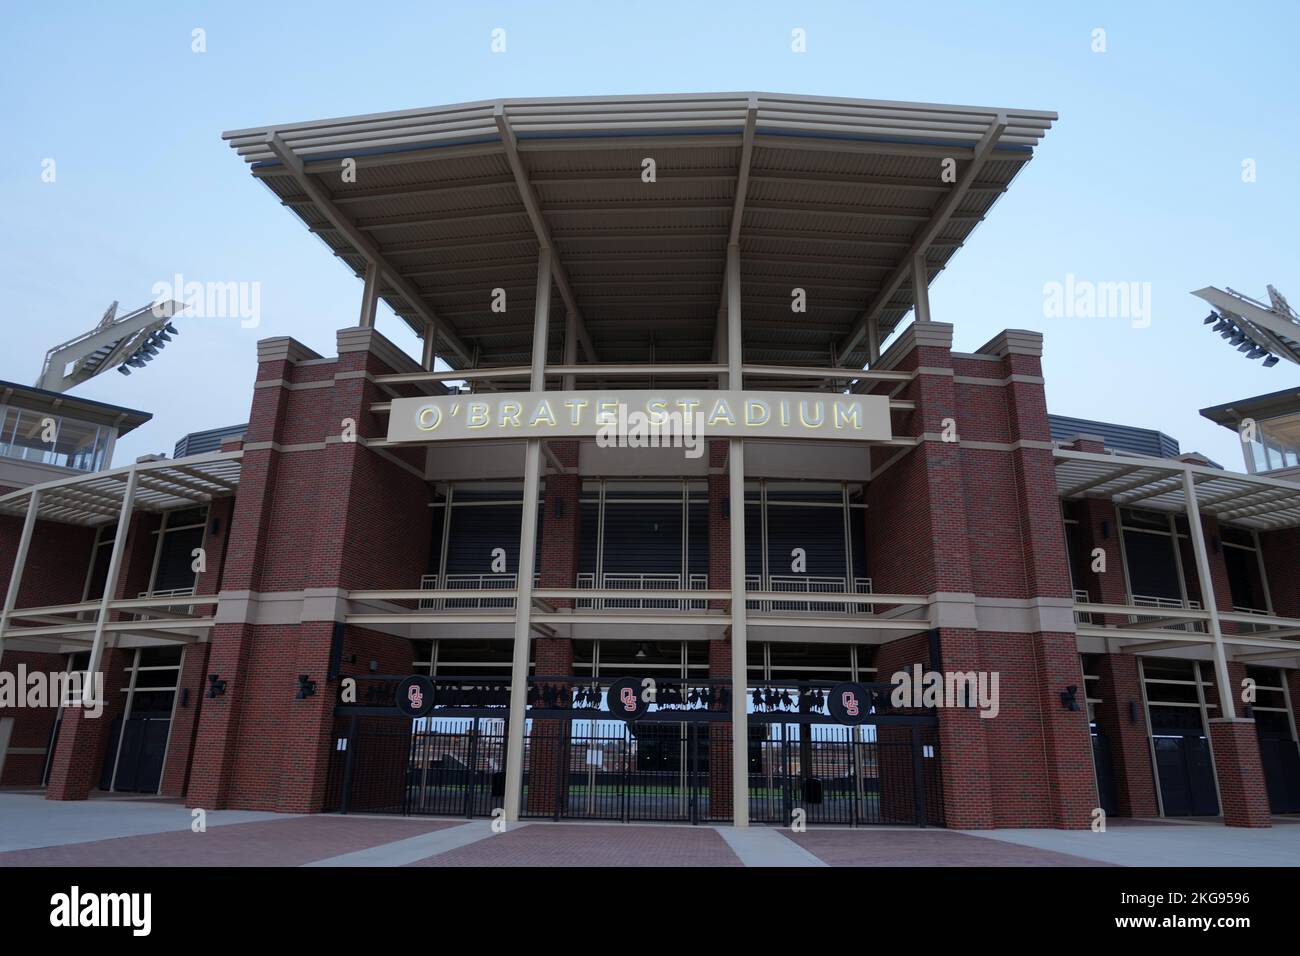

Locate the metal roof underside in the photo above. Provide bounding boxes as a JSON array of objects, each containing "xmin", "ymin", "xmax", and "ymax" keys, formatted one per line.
[
  {"xmin": 0, "ymin": 452, "xmax": 242, "ymax": 527},
  {"xmin": 1055, "ymin": 450, "xmax": 1300, "ymax": 530},
  {"xmin": 223, "ymin": 93, "xmax": 1055, "ymax": 373}
]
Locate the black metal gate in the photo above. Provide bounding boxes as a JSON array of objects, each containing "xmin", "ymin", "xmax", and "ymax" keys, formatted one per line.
[
  {"xmin": 1152, "ymin": 733, "xmax": 1220, "ymax": 817},
  {"xmin": 326, "ymin": 675, "xmax": 943, "ymax": 826},
  {"xmin": 1257, "ymin": 731, "xmax": 1300, "ymax": 814}
]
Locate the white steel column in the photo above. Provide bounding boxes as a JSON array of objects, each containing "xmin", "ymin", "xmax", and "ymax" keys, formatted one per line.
[
  {"xmin": 421, "ymin": 320, "xmax": 437, "ymax": 371},
  {"xmin": 1181, "ymin": 469, "xmax": 1235, "ymax": 718},
  {"xmin": 503, "ymin": 246, "xmax": 552, "ymax": 821},
  {"xmin": 84, "ymin": 468, "xmax": 139, "ymax": 705},
  {"xmin": 0, "ymin": 489, "xmax": 41, "ymax": 660},
  {"xmin": 912, "ymin": 253, "xmax": 931, "ymax": 324},
  {"xmin": 358, "ymin": 261, "xmax": 379, "ymax": 328},
  {"xmin": 563, "ymin": 310, "xmax": 578, "ymax": 391},
  {"xmin": 725, "ymin": 241, "xmax": 750, "ymax": 826}
]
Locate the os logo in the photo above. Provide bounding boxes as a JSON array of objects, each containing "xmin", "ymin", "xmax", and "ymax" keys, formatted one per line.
[
  {"xmin": 395, "ymin": 675, "xmax": 436, "ymax": 718},
  {"xmin": 605, "ymin": 677, "xmax": 651, "ymax": 721},
  {"xmin": 828, "ymin": 682, "xmax": 871, "ymax": 725}
]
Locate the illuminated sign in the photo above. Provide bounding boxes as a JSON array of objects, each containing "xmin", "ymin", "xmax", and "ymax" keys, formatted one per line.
[{"xmin": 386, "ymin": 390, "xmax": 891, "ymax": 444}]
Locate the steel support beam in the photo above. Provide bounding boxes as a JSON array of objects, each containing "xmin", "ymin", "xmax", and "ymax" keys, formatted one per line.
[
  {"xmin": 503, "ymin": 249, "xmax": 551, "ymax": 823},
  {"xmin": 1182, "ymin": 469, "xmax": 1235, "ymax": 718},
  {"xmin": 912, "ymin": 253, "xmax": 931, "ymax": 324},
  {"xmin": 725, "ymin": 241, "xmax": 750, "ymax": 826},
  {"xmin": 838, "ymin": 114, "xmax": 1008, "ymax": 359},
  {"xmin": 420, "ymin": 320, "xmax": 437, "ymax": 371},
  {"xmin": 0, "ymin": 489, "xmax": 41, "ymax": 661},
  {"xmin": 83, "ymin": 468, "xmax": 139, "ymax": 705},
  {"xmin": 358, "ymin": 261, "xmax": 379, "ymax": 328},
  {"xmin": 493, "ymin": 105, "xmax": 597, "ymax": 365},
  {"xmin": 263, "ymin": 132, "xmax": 471, "ymax": 366}
]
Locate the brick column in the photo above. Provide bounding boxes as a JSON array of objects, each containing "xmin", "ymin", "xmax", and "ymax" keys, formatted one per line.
[
  {"xmin": 1208, "ymin": 718, "xmax": 1273, "ymax": 826},
  {"xmin": 528, "ymin": 452, "xmax": 581, "ymax": 816},
  {"xmin": 1091, "ymin": 654, "xmax": 1158, "ymax": 817},
  {"xmin": 158, "ymin": 642, "xmax": 211, "ymax": 798},
  {"xmin": 45, "ymin": 647, "xmax": 131, "ymax": 800},
  {"xmin": 187, "ymin": 337, "xmax": 316, "ymax": 810},
  {"xmin": 869, "ymin": 323, "xmax": 994, "ymax": 828},
  {"xmin": 991, "ymin": 331, "xmax": 1097, "ymax": 829}
]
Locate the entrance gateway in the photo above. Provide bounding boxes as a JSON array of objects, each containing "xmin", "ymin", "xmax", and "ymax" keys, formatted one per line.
[{"xmin": 324, "ymin": 673, "xmax": 943, "ymax": 826}]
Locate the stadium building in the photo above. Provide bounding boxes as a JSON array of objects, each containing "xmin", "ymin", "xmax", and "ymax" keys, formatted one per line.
[{"xmin": 1, "ymin": 93, "xmax": 1298, "ymax": 828}]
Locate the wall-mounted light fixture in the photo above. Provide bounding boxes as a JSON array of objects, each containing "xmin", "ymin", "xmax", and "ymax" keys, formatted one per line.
[
  {"xmin": 1100, "ymin": 520, "xmax": 1112, "ymax": 540},
  {"xmin": 1212, "ymin": 535, "xmax": 1222, "ymax": 554},
  {"xmin": 296, "ymin": 674, "xmax": 317, "ymax": 700},
  {"xmin": 1128, "ymin": 700, "xmax": 1139, "ymax": 724},
  {"xmin": 207, "ymin": 674, "xmax": 227, "ymax": 699},
  {"xmin": 180, "ymin": 687, "xmax": 190, "ymax": 707},
  {"xmin": 209, "ymin": 516, "xmax": 222, "ymax": 537},
  {"xmin": 554, "ymin": 498, "xmax": 564, "ymax": 519},
  {"xmin": 1059, "ymin": 685, "xmax": 1080, "ymax": 712}
]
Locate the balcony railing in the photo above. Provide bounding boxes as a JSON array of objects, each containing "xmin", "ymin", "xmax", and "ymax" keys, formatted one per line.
[
  {"xmin": 1128, "ymin": 594, "xmax": 1206, "ymax": 633},
  {"xmin": 1232, "ymin": 605, "xmax": 1271, "ymax": 634},
  {"xmin": 418, "ymin": 574, "xmax": 537, "ymax": 610},
  {"xmin": 746, "ymin": 574, "xmax": 873, "ymax": 614},
  {"xmin": 575, "ymin": 572, "xmax": 709, "ymax": 610},
  {"xmin": 1073, "ymin": 588, "xmax": 1093, "ymax": 625},
  {"xmin": 135, "ymin": 586, "xmax": 198, "ymax": 618}
]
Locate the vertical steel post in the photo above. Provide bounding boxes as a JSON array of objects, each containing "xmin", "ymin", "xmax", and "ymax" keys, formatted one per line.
[
  {"xmin": 1181, "ymin": 469, "xmax": 1236, "ymax": 718},
  {"xmin": 358, "ymin": 261, "xmax": 379, "ymax": 328},
  {"xmin": 503, "ymin": 246, "xmax": 552, "ymax": 821},
  {"xmin": 0, "ymin": 488, "xmax": 41, "ymax": 661},
  {"xmin": 84, "ymin": 468, "xmax": 139, "ymax": 706},
  {"xmin": 726, "ymin": 241, "xmax": 750, "ymax": 826}
]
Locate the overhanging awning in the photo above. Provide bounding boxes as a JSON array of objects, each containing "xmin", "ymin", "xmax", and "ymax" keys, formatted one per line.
[
  {"xmin": 1055, "ymin": 448, "xmax": 1300, "ymax": 530},
  {"xmin": 0, "ymin": 450, "xmax": 242, "ymax": 527},
  {"xmin": 223, "ymin": 92, "xmax": 1055, "ymax": 371}
]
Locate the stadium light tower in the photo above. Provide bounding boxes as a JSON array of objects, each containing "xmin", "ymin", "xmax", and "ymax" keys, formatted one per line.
[
  {"xmin": 1193, "ymin": 284, "xmax": 1300, "ymax": 369},
  {"xmin": 36, "ymin": 299, "xmax": 188, "ymax": 393}
]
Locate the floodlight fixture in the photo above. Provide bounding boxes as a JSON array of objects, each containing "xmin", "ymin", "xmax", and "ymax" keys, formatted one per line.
[{"xmin": 36, "ymin": 298, "xmax": 189, "ymax": 392}]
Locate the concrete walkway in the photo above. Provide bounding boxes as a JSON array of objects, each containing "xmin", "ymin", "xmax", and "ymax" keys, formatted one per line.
[
  {"xmin": 0, "ymin": 791, "xmax": 288, "ymax": 852},
  {"xmin": 718, "ymin": 826, "xmax": 826, "ymax": 866},
  {"xmin": 963, "ymin": 824, "xmax": 1300, "ymax": 867},
  {"xmin": 307, "ymin": 820, "xmax": 512, "ymax": 867},
  {"xmin": 1, "ymin": 792, "xmax": 1297, "ymax": 866}
]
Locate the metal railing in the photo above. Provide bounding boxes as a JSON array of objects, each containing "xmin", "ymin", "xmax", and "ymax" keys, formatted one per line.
[
  {"xmin": 1128, "ymin": 594, "xmax": 1206, "ymax": 633},
  {"xmin": 746, "ymin": 574, "xmax": 873, "ymax": 614},
  {"xmin": 1073, "ymin": 588, "xmax": 1093, "ymax": 625},
  {"xmin": 134, "ymin": 586, "xmax": 197, "ymax": 618},
  {"xmin": 1232, "ymin": 605, "xmax": 1271, "ymax": 634},
  {"xmin": 418, "ymin": 573, "xmax": 536, "ymax": 610},
  {"xmin": 575, "ymin": 572, "xmax": 710, "ymax": 610}
]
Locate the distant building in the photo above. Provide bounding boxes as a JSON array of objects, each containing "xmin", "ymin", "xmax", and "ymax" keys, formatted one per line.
[
  {"xmin": 1201, "ymin": 386, "xmax": 1300, "ymax": 481},
  {"xmin": 1047, "ymin": 413, "xmax": 1180, "ymax": 459},
  {"xmin": 173, "ymin": 423, "xmax": 247, "ymax": 460},
  {"xmin": 0, "ymin": 379, "xmax": 150, "ymax": 490}
]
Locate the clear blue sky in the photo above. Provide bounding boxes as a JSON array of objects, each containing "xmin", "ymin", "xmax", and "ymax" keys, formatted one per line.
[{"xmin": 3, "ymin": 1, "xmax": 1296, "ymax": 467}]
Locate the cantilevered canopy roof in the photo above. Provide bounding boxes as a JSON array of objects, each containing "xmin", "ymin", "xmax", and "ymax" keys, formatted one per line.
[
  {"xmin": 0, "ymin": 451, "xmax": 242, "ymax": 527},
  {"xmin": 1055, "ymin": 448, "xmax": 1300, "ymax": 530},
  {"xmin": 224, "ymin": 92, "xmax": 1055, "ymax": 370}
]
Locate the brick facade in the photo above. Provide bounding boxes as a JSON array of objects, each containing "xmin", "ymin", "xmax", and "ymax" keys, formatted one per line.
[{"xmin": 3, "ymin": 319, "xmax": 1296, "ymax": 833}]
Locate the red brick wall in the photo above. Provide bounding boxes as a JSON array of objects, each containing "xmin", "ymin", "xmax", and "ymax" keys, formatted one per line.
[
  {"xmin": 1259, "ymin": 528, "xmax": 1300, "ymax": 618},
  {"xmin": 0, "ymin": 649, "xmax": 65, "ymax": 785},
  {"xmin": 1208, "ymin": 718, "xmax": 1273, "ymax": 826},
  {"xmin": 187, "ymin": 332, "xmax": 432, "ymax": 810},
  {"xmin": 1091, "ymin": 654, "xmax": 1159, "ymax": 817}
]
